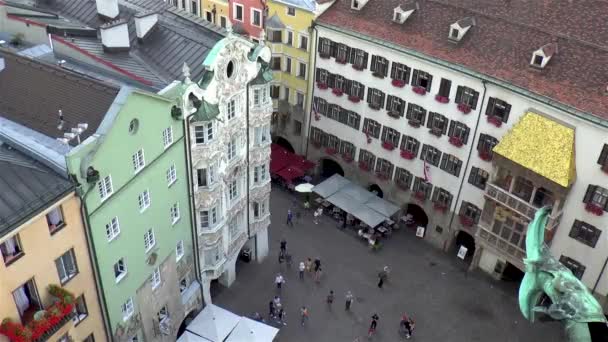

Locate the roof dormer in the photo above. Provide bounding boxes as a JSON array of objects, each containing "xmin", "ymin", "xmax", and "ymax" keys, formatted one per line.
[
  {"xmin": 448, "ymin": 17, "xmax": 475, "ymax": 43},
  {"xmin": 530, "ymin": 43, "xmax": 558, "ymax": 69},
  {"xmin": 393, "ymin": 2, "xmax": 419, "ymax": 24},
  {"xmin": 351, "ymin": 0, "xmax": 369, "ymax": 11}
]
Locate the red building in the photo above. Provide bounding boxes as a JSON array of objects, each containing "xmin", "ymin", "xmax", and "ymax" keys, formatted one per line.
[{"xmin": 229, "ymin": 0, "xmax": 266, "ymax": 40}]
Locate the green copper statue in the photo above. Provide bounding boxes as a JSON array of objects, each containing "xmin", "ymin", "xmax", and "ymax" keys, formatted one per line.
[{"xmin": 519, "ymin": 206, "xmax": 606, "ymax": 341}]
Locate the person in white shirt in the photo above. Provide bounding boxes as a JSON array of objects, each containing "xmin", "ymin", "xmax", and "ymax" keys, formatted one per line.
[
  {"xmin": 275, "ymin": 273, "xmax": 285, "ymax": 290},
  {"xmin": 299, "ymin": 261, "xmax": 306, "ymax": 280}
]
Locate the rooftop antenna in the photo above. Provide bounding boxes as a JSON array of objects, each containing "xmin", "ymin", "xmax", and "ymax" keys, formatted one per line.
[{"xmin": 57, "ymin": 109, "xmax": 64, "ymax": 130}]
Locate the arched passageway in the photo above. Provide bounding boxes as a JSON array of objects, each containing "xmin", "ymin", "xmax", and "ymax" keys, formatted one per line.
[
  {"xmin": 320, "ymin": 158, "xmax": 344, "ymax": 178},
  {"xmin": 275, "ymin": 137, "xmax": 295, "ymax": 153},
  {"xmin": 368, "ymin": 184, "xmax": 383, "ymax": 198}
]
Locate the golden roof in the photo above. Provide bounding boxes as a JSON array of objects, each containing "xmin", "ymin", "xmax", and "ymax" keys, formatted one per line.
[{"xmin": 493, "ymin": 112, "xmax": 576, "ymax": 188}]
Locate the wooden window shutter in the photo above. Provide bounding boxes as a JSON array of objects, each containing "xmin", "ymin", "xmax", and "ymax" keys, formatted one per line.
[
  {"xmin": 426, "ymin": 74, "xmax": 433, "ymax": 92},
  {"xmin": 426, "ymin": 112, "xmax": 434, "ymax": 128},
  {"xmin": 390, "ymin": 63, "xmax": 397, "ymax": 79},
  {"xmin": 327, "ymin": 73, "xmax": 336, "ymax": 88},
  {"xmin": 502, "ymin": 103, "xmax": 512, "ymax": 122},
  {"xmin": 455, "ymin": 159, "xmax": 463, "ymax": 176},
  {"xmin": 315, "ymin": 68, "xmax": 321, "ymax": 82},
  {"xmin": 359, "ymin": 84, "xmax": 365, "ymax": 99},
  {"xmin": 363, "ymin": 52, "xmax": 369, "ymax": 69},
  {"xmin": 598, "ymin": 144, "xmax": 608, "ymax": 165},
  {"xmin": 317, "ymin": 38, "xmax": 324, "ymax": 53},
  {"xmin": 468, "ymin": 167, "xmax": 477, "ymax": 184},
  {"xmin": 463, "ymin": 125, "xmax": 470, "ymax": 144},
  {"xmin": 411, "ymin": 69, "xmax": 419, "ymax": 86},
  {"xmin": 432, "ymin": 187, "xmax": 439, "ymax": 202},
  {"xmin": 380, "ymin": 92, "xmax": 386, "ymax": 107},
  {"xmin": 441, "ymin": 116, "xmax": 448, "ymax": 135},
  {"xmin": 386, "ymin": 95, "xmax": 393, "ymax": 110},
  {"xmin": 440, "ymin": 153, "xmax": 448, "ymax": 170},
  {"xmin": 367, "ymin": 88, "xmax": 373, "ymax": 103},
  {"xmin": 583, "ymin": 185, "xmax": 596, "ymax": 203},
  {"xmin": 330, "ymin": 42, "xmax": 337, "ymax": 57},
  {"xmin": 448, "ymin": 120, "xmax": 455, "ymax": 137},
  {"xmin": 455, "ymin": 86, "xmax": 464, "ymax": 104},
  {"xmin": 345, "ymin": 79, "xmax": 353, "ymax": 95},
  {"xmin": 485, "ymin": 97, "xmax": 496, "ymax": 116},
  {"xmin": 370, "ymin": 55, "xmax": 378, "ymax": 72},
  {"xmin": 471, "ymin": 91, "xmax": 480, "ymax": 109}
]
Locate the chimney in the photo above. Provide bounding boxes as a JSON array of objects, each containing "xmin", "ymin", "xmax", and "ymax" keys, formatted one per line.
[
  {"xmin": 135, "ymin": 11, "xmax": 159, "ymax": 41},
  {"xmin": 100, "ymin": 19, "xmax": 130, "ymax": 52},
  {"xmin": 351, "ymin": 0, "xmax": 370, "ymax": 11},
  {"xmin": 95, "ymin": 0, "xmax": 119, "ymax": 20}
]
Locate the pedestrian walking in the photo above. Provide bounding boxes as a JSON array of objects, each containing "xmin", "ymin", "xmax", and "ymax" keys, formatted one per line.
[
  {"xmin": 280, "ymin": 239, "xmax": 287, "ymax": 254},
  {"xmin": 273, "ymin": 295, "xmax": 282, "ymax": 310},
  {"xmin": 269, "ymin": 301, "xmax": 275, "ymax": 319},
  {"xmin": 313, "ymin": 208, "xmax": 323, "ymax": 224},
  {"xmin": 378, "ymin": 269, "xmax": 388, "ymax": 289},
  {"xmin": 314, "ymin": 258, "xmax": 321, "ymax": 272},
  {"xmin": 400, "ymin": 314, "xmax": 415, "ymax": 339},
  {"xmin": 299, "ymin": 261, "xmax": 305, "ymax": 279},
  {"xmin": 305, "ymin": 258, "xmax": 313, "ymax": 273},
  {"xmin": 345, "ymin": 291, "xmax": 354, "ymax": 311},
  {"xmin": 300, "ymin": 306, "xmax": 309, "ymax": 326},
  {"xmin": 276, "ymin": 308, "xmax": 287, "ymax": 326},
  {"xmin": 368, "ymin": 313, "xmax": 379, "ymax": 338},
  {"xmin": 326, "ymin": 290, "xmax": 334, "ymax": 309},
  {"xmin": 275, "ymin": 274, "xmax": 285, "ymax": 290},
  {"xmin": 286, "ymin": 209, "xmax": 294, "ymax": 227},
  {"xmin": 314, "ymin": 267, "xmax": 323, "ymax": 283}
]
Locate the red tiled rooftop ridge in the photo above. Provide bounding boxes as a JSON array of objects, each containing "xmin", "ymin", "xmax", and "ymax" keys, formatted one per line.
[{"xmin": 317, "ymin": 0, "xmax": 608, "ymax": 120}]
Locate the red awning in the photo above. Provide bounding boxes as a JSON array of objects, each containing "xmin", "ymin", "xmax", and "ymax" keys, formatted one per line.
[
  {"xmin": 276, "ymin": 167, "xmax": 305, "ymax": 182},
  {"xmin": 289, "ymin": 154, "xmax": 315, "ymax": 172},
  {"xmin": 271, "ymin": 143, "xmax": 315, "ymax": 174}
]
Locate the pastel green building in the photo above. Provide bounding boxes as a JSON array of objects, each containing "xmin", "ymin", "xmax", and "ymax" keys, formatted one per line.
[{"xmin": 66, "ymin": 87, "xmax": 202, "ymax": 342}]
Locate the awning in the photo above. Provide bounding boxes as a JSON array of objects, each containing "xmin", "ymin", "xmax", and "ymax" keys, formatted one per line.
[
  {"xmin": 340, "ymin": 183, "xmax": 376, "ymax": 203},
  {"xmin": 288, "ymin": 154, "xmax": 315, "ymax": 172},
  {"xmin": 186, "ymin": 304, "xmax": 240, "ymax": 342},
  {"xmin": 276, "ymin": 166, "xmax": 304, "ymax": 182},
  {"xmin": 351, "ymin": 204, "xmax": 388, "ymax": 228},
  {"xmin": 365, "ymin": 196, "xmax": 400, "ymax": 218},
  {"xmin": 270, "ymin": 143, "xmax": 315, "ymax": 174},
  {"xmin": 224, "ymin": 317, "xmax": 279, "ymax": 342},
  {"xmin": 326, "ymin": 191, "xmax": 363, "ymax": 214},
  {"xmin": 312, "ymin": 174, "xmax": 351, "ymax": 198}
]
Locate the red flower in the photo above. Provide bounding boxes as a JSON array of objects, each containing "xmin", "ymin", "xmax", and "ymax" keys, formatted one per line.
[
  {"xmin": 358, "ymin": 162, "xmax": 370, "ymax": 171},
  {"xmin": 332, "ymin": 88, "xmax": 343, "ymax": 96},
  {"xmin": 336, "ymin": 58, "xmax": 347, "ymax": 64},
  {"xmin": 433, "ymin": 202, "xmax": 447, "ymax": 213},
  {"xmin": 585, "ymin": 202, "xmax": 604, "ymax": 216},
  {"xmin": 412, "ymin": 86, "xmax": 426, "ymax": 95},
  {"xmin": 434, "ymin": 95, "xmax": 449, "ymax": 103},
  {"xmin": 400, "ymin": 150, "xmax": 415, "ymax": 160},
  {"xmin": 414, "ymin": 191, "xmax": 426, "ymax": 201},
  {"xmin": 316, "ymin": 82, "xmax": 328, "ymax": 90},
  {"xmin": 382, "ymin": 141, "xmax": 395, "ymax": 151},
  {"xmin": 457, "ymin": 103, "xmax": 472, "ymax": 114},
  {"xmin": 479, "ymin": 150, "xmax": 492, "ymax": 161},
  {"xmin": 449, "ymin": 136, "xmax": 463, "ymax": 147},
  {"xmin": 325, "ymin": 147, "xmax": 337, "ymax": 155},
  {"xmin": 348, "ymin": 95, "xmax": 361, "ymax": 103},
  {"xmin": 487, "ymin": 115, "xmax": 502, "ymax": 127},
  {"xmin": 391, "ymin": 79, "xmax": 406, "ymax": 88},
  {"xmin": 341, "ymin": 154, "xmax": 353, "ymax": 163},
  {"xmin": 459, "ymin": 215, "xmax": 474, "ymax": 227}
]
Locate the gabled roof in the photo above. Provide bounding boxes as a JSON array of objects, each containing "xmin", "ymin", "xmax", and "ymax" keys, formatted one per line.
[
  {"xmin": 317, "ymin": 0, "xmax": 608, "ymax": 121},
  {"xmin": 5, "ymin": 0, "xmax": 225, "ymax": 89},
  {"xmin": 0, "ymin": 142, "xmax": 74, "ymax": 239},
  {"xmin": 273, "ymin": 0, "xmax": 316, "ymax": 12},
  {"xmin": 0, "ymin": 49, "xmax": 120, "ymax": 145}
]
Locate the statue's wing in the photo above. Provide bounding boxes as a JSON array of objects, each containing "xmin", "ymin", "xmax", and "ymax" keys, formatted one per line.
[{"xmin": 525, "ymin": 206, "xmax": 551, "ymax": 262}]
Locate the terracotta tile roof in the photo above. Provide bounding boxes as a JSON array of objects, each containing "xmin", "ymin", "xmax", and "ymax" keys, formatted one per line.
[
  {"xmin": 0, "ymin": 49, "xmax": 120, "ymax": 144},
  {"xmin": 316, "ymin": 0, "xmax": 608, "ymax": 120}
]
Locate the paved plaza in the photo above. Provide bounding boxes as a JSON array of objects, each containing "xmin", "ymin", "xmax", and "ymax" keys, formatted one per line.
[{"xmin": 213, "ymin": 188, "xmax": 565, "ymax": 342}]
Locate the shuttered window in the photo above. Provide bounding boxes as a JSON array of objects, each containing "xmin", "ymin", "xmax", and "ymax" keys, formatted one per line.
[
  {"xmin": 400, "ymin": 136, "xmax": 420, "ymax": 156},
  {"xmin": 413, "ymin": 177, "xmax": 433, "ymax": 199},
  {"xmin": 406, "ymin": 103, "xmax": 427, "ymax": 126},
  {"xmin": 485, "ymin": 97, "xmax": 512, "ymax": 122},
  {"xmin": 583, "ymin": 185, "xmax": 608, "ymax": 211},
  {"xmin": 370, "ymin": 55, "xmax": 389, "ymax": 77},
  {"xmin": 390, "ymin": 62, "xmax": 411, "ymax": 82},
  {"xmin": 569, "ymin": 220, "xmax": 601, "ymax": 248},
  {"xmin": 440, "ymin": 153, "xmax": 463, "ymax": 177},
  {"xmin": 363, "ymin": 118, "xmax": 382, "ymax": 138},
  {"xmin": 395, "ymin": 168, "xmax": 413, "ymax": 189},
  {"xmin": 448, "ymin": 121, "xmax": 471, "ymax": 144},
  {"xmin": 597, "ymin": 144, "xmax": 608, "ymax": 167},
  {"xmin": 468, "ymin": 167, "xmax": 489, "ymax": 190},
  {"xmin": 427, "ymin": 112, "xmax": 448, "ymax": 136},
  {"xmin": 366, "ymin": 88, "xmax": 385, "ymax": 109},
  {"xmin": 432, "ymin": 187, "xmax": 453, "ymax": 209},
  {"xmin": 421, "ymin": 144, "xmax": 441, "ymax": 166},
  {"xmin": 386, "ymin": 95, "xmax": 406, "ymax": 116},
  {"xmin": 455, "ymin": 86, "xmax": 480, "ymax": 109},
  {"xmin": 437, "ymin": 78, "xmax": 452, "ymax": 98},
  {"xmin": 411, "ymin": 69, "xmax": 433, "ymax": 91}
]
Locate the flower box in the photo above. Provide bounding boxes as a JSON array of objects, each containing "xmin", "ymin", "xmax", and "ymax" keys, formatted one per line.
[
  {"xmin": 433, "ymin": 202, "xmax": 447, "ymax": 213},
  {"xmin": 358, "ymin": 162, "xmax": 370, "ymax": 171},
  {"xmin": 400, "ymin": 150, "xmax": 415, "ymax": 160},
  {"xmin": 387, "ymin": 111, "xmax": 400, "ymax": 119},
  {"xmin": 429, "ymin": 128, "xmax": 443, "ymax": 137},
  {"xmin": 382, "ymin": 141, "xmax": 395, "ymax": 151},
  {"xmin": 413, "ymin": 191, "xmax": 426, "ymax": 201},
  {"xmin": 368, "ymin": 103, "xmax": 381, "ymax": 110},
  {"xmin": 449, "ymin": 136, "xmax": 464, "ymax": 147},
  {"xmin": 376, "ymin": 172, "xmax": 390, "ymax": 181},
  {"xmin": 479, "ymin": 150, "xmax": 492, "ymax": 161},
  {"xmin": 434, "ymin": 95, "xmax": 449, "ymax": 103},
  {"xmin": 319, "ymin": 52, "xmax": 330, "ymax": 59},
  {"xmin": 332, "ymin": 88, "xmax": 344, "ymax": 97},
  {"xmin": 412, "ymin": 86, "xmax": 427, "ymax": 95},
  {"xmin": 352, "ymin": 64, "xmax": 365, "ymax": 71},
  {"xmin": 457, "ymin": 103, "xmax": 472, "ymax": 114},
  {"xmin": 341, "ymin": 154, "xmax": 353, "ymax": 163},
  {"xmin": 312, "ymin": 141, "xmax": 322, "ymax": 149},
  {"xmin": 316, "ymin": 82, "xmax": 328, "ymax": 90},
  {"xmin": 391, "ymin": 79, "xmax": 406, "ymax": 88},
  {"xmin": 487, "ymin": 115, "xmax": 502, "ymax": 127},
  {"xmin": 372, "ymin": 71, "xmax": 385, "ymax": 79},
  {"xmin": 336, "ymin": 58, "xmax": 347, "ymax": 64},
  {"xmin": 408, "ymin": 120, "xmax": 421, "ymax": 128},
  {"xmin": 325, "ymin": 147, "xmax": 337, "ymax": 155},
  {"xmin": 459, "ymin": 215, "xmax": 474, "ymax": 227},
  {"xmin": 396, "ymin": 181, "xmax": 410, "ymax": 191},
  {"xmin": 585, "ymin": 202, "xmax": 604, "ymax": 216},
  {"xmin": 348, "ymin": 95, "xmax": 361, "ymax": 103}
]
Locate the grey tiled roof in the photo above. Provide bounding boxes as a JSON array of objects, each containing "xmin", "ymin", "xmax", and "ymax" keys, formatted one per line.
[
  {"xmin": 12, "ymin": 0, "xmax": 226, "ymax": 88},
  {"xmin": 0, "ymin": 142, "xmax": 74, "ymax": 239}
]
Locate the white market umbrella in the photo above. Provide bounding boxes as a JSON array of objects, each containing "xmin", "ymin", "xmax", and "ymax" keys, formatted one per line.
[
  {"xmin": 295, "ymin": 183, "xmax": 314, "ymax": 193},
  {"xmin": 225, "ymin": 317, "xmax": 279, "ymax": 342},
  {"xmin": 186, "ymin": 304, "xmax": 240, "ymax": 342}
]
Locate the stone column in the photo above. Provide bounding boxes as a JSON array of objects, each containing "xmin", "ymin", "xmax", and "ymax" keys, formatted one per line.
[
  {"xmin": 219, "ymin": 257, "xmax": 237, "ymax": 287},
  {"xmin": 255, "ymin": 226, "xmax": 269, "ymax": 262},
  {"xmin": 202, "ymin": 278, "xmax": 212, "ymax": 305}
]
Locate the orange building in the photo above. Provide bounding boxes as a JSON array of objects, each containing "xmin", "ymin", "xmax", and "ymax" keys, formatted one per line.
[{"xmin": 0, "ymin": 143, "xmax": 106, "ymax": 342}]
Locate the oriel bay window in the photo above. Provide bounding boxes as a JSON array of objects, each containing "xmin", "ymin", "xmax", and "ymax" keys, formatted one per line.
[
  {"xmin": 339, "ymin": 141, "xmax": 356, "ymax": 161},
  {"xmin": 386, "ymin": 95, "xmax": 405, "ymax": 118},
  {"xmin": 358, "ymin": 149, "xmax": 376, "ymax": 171},
  {"xmin": 390, "ymin": 62, "xmax": 410, "ymax": 86},
  {"xmin": 413, "ymin": 176, "xmax": 433, "ymax": 200},
  {"xmin": 400, "ymin": 136, "xmax": 420, "ymax": 158},
  {"xmin": 427, "ymin": 112, "xmax": 448, "ymax": 136},
  {"xmin": 421, "ymin": 144, "xmax": 442, "ymax": 166},
  {"xmin": 367, "ymin": 88, "xmax": 385, "ymax": 110},
  {"xmin": 395, "ymin": 168, "xmax": 413, "ymax": 190},
  {"xmin": 370, "ymin": 55, "xmax": 389, "ymax": 78},
  {"xmin": 411, "ymin": 69, "xmax": 433, "ymax": 92},
  {"xmin": 381, "ymin": 127, "xmax": 400, "ymax": 150},
  {"xmin": 362, "ymin": 118, "xmax": 382, "ymax": 139},
  {"xmin": 448, "ymin": 121, "xmax": 470, "ymax": 146},
  {"xmin": 477, "ymin": 133, "xmax": 499, "ymax": 161},
  {"xmin": 349, "ymin": 48, "xmax": 369, "ymax": 70},
  {"xmin": 440, "ymin": 153, "xmax": 463, "ymax": 177},
  {"xmin": 406, "ymin": 103, "xmax": 427, "ymax": 127},
  {"xmin": 346, "ymin": 80, "xmax": 365, "ymax": 101},
  {"xmin": 267, "ymin": 30, "xmax": 282, "ymax": 43},
  {"xmin": 375, "ymin": 158, "xmax": 394, "ymax": 180},
  {"xmin": 432, "ymin": 187, "xmax": 453, "ymax": 211},
  {"xmin": 455, "ymin": 86, "xmax": 480, "ymax": 112},
  {"xmin": 485, "ymin": 97, "xmax": 512, "ymax": 124}
]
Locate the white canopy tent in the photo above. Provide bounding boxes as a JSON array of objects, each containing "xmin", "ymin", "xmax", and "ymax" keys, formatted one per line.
[
  {"xmin": 364, "ymin": 196, "xmax": 400, "ymax": 218},
  {"xmin": 312, "ymin": 174, "xmax": 350, "ymax": 198},
  {"xmin": 224, "ymin": 317, "xmax": 279, "ymax": 342},
  {"xmin": 186, "ymin": 304, "xmax": 241, "ymax": 342}
]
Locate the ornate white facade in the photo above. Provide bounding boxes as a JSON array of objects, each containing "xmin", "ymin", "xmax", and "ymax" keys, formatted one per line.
[{"xmin": 163, "ymin": 32, "xmax": 272, "ymax": 304}]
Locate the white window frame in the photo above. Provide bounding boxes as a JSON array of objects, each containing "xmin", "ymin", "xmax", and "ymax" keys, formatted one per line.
[
  {"xmin": 253, "ymin": 198, "xmax": 268, "ymax": 219},
  {"xmin": 98, "ymin": 175, "xmax": 113, "ymax": 201},
  {"xmin": 253, "ymin": 163, "xmax": 268, "ymax": 184},
  {"xmin": 229, "ymin": 215, "xmax": 241, "ymax": 241},
  {"xmin": 144, "ymin": 229, "xmax": 156, "ymax": 252},
  {"xmin": 55, "ymin": 249, "xmax": 77, "ymax": 284},
  {"xmin": 227, "ymin": 99, "xmax": 237, "ymax": 120},
  {"xmin": 298, "ymin": 34, "xmax": 308, "ymax": 51},
  {"xmin": 162, "ymin": 127, "xmax": 173, "ymax": 148},
  {"xmin": 114, "ymin": 258, "xmax": 127, "ymax": 283},
  {"xmin": 138, "ymin": 190, "xmax": 151, "ymax": 212},
  {"xmin": 190, "ymin": 0, "xmax": 198, "ymax": 15},
  {"xmin": 297, "ymin": 61, "xmax": 307, "ymax": 79},
  {"xmin": 121, "ymin": 297, "xmax": 134, "ymax": 321},
  {"xmin": 285, "ymin": 30, "xmax": 294, "ymax": 46},
  {"xmin": 254, "ymin": 124, "xmax": 270, "ymax": 146},
  {"xmin": 150, "ymin": 267, "xmax": 161, "ymax": 290},
  {"xmin": 106, "ymin": 217, "xmax": 121, "ymax": 242},
  {"xmin": 233, "ymin": 3, "xmax": 244, "ymax": 21},
  {"xmin": 227, "ymin": 137, "xmax": 238, "ymax": 160},
  {"xmin": 253, "ymin": 88, "xmax": 262, "ymax": 106},
  {"xmin": 283, "ymin": 56, "xmax": 292, "ymax": 73},
  {"xmin": 132, "ymin": 149, "xmax": 145, "ymax": 174},
  {"xmin": 176, "ymin": 240, "xmax": 184, "ymax": 261},
  {"xmin": 194, "ymin": 122, "xmax": 214, "ymax": 144},
  {"xmin": 220, "ymin": 16, "xmax": 227, "ymax": 28},
  {"xmin": 229, "ymin": 180, "xmax": 238, "ymax": 202},
  {"xmin": 166, "ymin": 164, "xmax": 177, "ymax": 186},
  {"xmin": 251, "ymin": 8, "xmax": 262, "ymax": 27},
  {"xmin": 199, "ymin": 205, "xmax": 219, "ymax": 231},
  {"xmin": 286, "ymin": 6, "xmax": 295, "ymax": 16},
  {"xmin": 170, "ymin": 202, "xmax": 180, "ymax": 225},
  {"xmin": 296, "ymin": 91, "xmax": 305, "ymax": 108}
]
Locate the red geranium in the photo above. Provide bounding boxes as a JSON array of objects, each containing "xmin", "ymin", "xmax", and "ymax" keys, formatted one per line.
[
  {"xmin": 449, "ymin": 136, "xmax": 463, "ymax": 147},
  {"xmin": 382, "ymin": 141, "xmax": 395, "ymax": 151},
  {"xmin": 487, "ymin": 115, "xmax": 502, "ymax": 127},
  {"xmin": 400, "ymin": 150, "xmax": 415, "ymax": 160},
  {"xmin": 316, "ymin": 82, "xmax": 328, "ymax": 90},
  {"xmin": 585, "ymin": 203, "xmax": 604, "ymax": 216},
  {"xmin": 435, "ymin": 95, "xmax": 449, "ymax": 103},
  {"xmin": 325, "ymin": 147, "xmax": 337, "ymax": 155},
  {"xmin": 391, "ymin": 79, "xmax": 405, "ymax": 88},
  {"xmin": 358, "ymin": 162, "xmax": 370, "ymax": 171},
  {"xmin": 348, "ymin": 95, "xmax": 361, "ymax": 103},
  {"xmin": 457, "ymin": 103, "xmax": 472, "ymax": 114},
  {"xmin": 459, "ymin": 215, "xmax": 474, "ymax": 227},
  {"xmin": 332, "ymin": 88, "xmax": 343, "ymax": 96},
  {"xmin": 479, "ymin": 150, "xmax": 492, "ymax": 161},
  {"xmin": 412, "ymin": 86, "xmax": 426, "ymax": 95},
  {"xmin": 414, "ymin": 191, "xmax": 426, "ymax": 201}
]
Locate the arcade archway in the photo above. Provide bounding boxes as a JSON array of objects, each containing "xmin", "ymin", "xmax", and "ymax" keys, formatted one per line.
[
  {"xmin": 404, "ymin": 203, "xmax": 428, "ymax": 228},
  {"xmin": 368, "ymin": 184, "xmax": 383, "ymax": 198},
  {"xmin": 320, "ymin": 158, "xmax": 344, "ymax": 178},
  {"xmin": 455, "ymin": 230, "xmax": 476, "ymax": 263},
  {"xmin": 275, "ymin": 137, "xmax": 295, "ymax": 153}
]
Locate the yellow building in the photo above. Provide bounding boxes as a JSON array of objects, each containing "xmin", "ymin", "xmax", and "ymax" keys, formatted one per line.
[
  {"xmin": 266, "ymin": 0, "xmax": 335, "ymax": 154},
  {"xmin": 201, "ymin": 0, "xmax": 230, "ymax": 28},
  {"xmin": 0, "ymin": 144, "xmax": 106, "ymax": 342}
]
